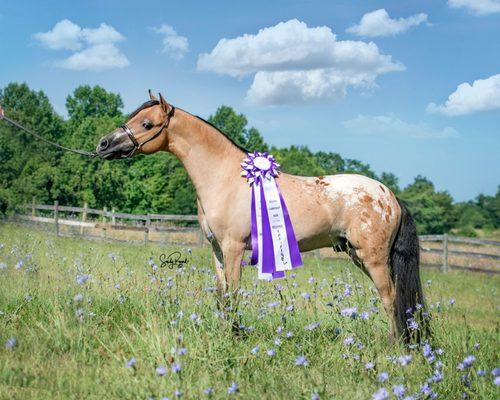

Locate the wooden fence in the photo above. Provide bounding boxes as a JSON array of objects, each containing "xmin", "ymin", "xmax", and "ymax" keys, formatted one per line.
[{"xmin": 12, "ymin": 200, "xmax": 500, "ymax": 274}]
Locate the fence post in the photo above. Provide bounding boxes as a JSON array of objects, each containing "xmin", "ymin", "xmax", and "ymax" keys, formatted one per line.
[
  {"xmin": 54, "ymin": 200, "xmax": 59, "ymax": 236},
  {"xmin": 198, "ymin": 228, "xmax": 205, "ymax": 247},
  {"xmin": 80, "ymin": 201, "xmax": 88, "ymax": 234},
  {"xmin": 144, "ymin": 214, "xmax": 151, "ymax": 244},
  {"xmin": 31, "ymin": 196, "xmax": 36, "ymax": 217},
  {"xmin": 442, "ymin": 233, "xmax": 449, "ymax": 273},
  {"xmin": 102, "ymin": 206, "xmax": 107, "ymax": 239}
]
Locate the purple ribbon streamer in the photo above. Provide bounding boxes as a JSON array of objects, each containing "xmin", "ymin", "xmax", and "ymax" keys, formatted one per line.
[
  {"xmin": 277, "ymin": 186, "xmax": 303, "ymax": 268},
  {"xmin": 259, "ymin": 183, "xmax": 285, "ymax": 278},
  {"xmin": 250, "ymin": 188, "xmax": 258, "ymax": 266}
]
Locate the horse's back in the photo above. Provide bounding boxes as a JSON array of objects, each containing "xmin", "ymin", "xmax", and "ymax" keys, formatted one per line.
[{"xmin": 280, "ymin": 173, "xmax": 401, "ymax": 250}]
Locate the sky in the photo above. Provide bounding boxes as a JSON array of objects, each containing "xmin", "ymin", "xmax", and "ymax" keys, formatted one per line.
[{"xmin": 0, "ymin": 0, "xmax": 499, "ymax": 201}]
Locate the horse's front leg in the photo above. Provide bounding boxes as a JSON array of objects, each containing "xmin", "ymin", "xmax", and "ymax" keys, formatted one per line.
[{"xmin": 218, "ymin": 240, "xmax": 245, "ymax": 333}]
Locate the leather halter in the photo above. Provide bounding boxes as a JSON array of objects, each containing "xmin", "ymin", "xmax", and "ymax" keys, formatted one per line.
[{"xmin": 120, "ymin": 105, "xmax": 175, "ymax": 158}]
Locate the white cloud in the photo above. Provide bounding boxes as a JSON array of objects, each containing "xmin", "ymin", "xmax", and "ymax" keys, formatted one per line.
[
  {"xmin": 152, "ymin": 24, "xmax": 189, "ymax": 60},
  {"xmin": 57, "ymin": 44, "xmax": 129, "ymax": 71},
  {"xmin": 448, "ymin": 0, "xmax": 500, "ymax": 15},
  {"xmin": 427, "ymin": 74, "xmax": 500, "ymax": 116},
  {"xmin": 33, "ymin": 20, "xmax": 129, "ymax": 71},
  {"xmin": 197, "ymin": 19, "xmax": 403, "ymax": 105},
  {"xmin": 346, "ymin": 9, "xmax": 428, "ymax": 37},
  {"xmin": 82, "ymin": 23, "xmax": 125, "ymax": 45},
  {"xmin": 343, "ymin": 114, "xmax": 458, "ymax": 139},
  {"xmin": 33, "ymin": 19, "xmax": 82, "ymax": 50}
]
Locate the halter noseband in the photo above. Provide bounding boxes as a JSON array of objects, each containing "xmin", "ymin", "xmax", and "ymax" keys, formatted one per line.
[{"xmin": 120, "ymin": 105, "xmax": 175, "ymax": 158}]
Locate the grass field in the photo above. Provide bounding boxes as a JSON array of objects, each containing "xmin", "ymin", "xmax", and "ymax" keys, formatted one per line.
[{"xmin": 0, "ymin": 223, "xmax": 498, "ymax": 399}]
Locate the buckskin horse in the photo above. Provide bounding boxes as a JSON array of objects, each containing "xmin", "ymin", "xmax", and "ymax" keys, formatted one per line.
[{"xmin": 96, "ymin": 91, "xmax": 428, "ymax": 343}]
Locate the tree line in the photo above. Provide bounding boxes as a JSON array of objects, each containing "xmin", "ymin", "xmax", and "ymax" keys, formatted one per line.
[{"xmin": 0, "ymin": 83, "xmax": 498, "ymax": 235}]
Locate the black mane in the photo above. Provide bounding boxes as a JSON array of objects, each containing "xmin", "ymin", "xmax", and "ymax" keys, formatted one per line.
[{"xmin": 128, "ymin": 100, "xmax": 159, "ymax": 119}]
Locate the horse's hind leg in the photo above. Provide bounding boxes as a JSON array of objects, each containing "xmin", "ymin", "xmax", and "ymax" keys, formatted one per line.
[
  {"xmin": 350, "ymin": 243, "xmax": 397, "ymax": 341},
  {"xmin": 365, "ymin": 258, "xmax": 397, "ymax": 341}
]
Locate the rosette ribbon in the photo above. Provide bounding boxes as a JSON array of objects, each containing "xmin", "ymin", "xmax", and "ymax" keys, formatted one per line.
[{"xmin": 241, "ymin": 152, "xmax": 303, "ymax": 279}]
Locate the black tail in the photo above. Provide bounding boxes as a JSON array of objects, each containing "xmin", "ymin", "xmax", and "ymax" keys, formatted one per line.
[{"xmin": 390, "ymin": 198, "xmax": 429, "ymax": 343}]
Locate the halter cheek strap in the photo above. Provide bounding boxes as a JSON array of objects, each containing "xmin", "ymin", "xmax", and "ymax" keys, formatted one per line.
[{"xmin": 121, "ymin": 105, "xmax": 175, "ymax": 158}]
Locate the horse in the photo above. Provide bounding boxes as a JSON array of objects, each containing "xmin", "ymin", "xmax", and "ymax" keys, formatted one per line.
[{"xmin": 96, "ymin": 91, "xmax": 428, "ymax": 343}]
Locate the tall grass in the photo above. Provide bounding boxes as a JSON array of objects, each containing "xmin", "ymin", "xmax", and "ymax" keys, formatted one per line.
[{"xmin": 0, "ymin": 223, "xmax": 498, "ymax": 399}]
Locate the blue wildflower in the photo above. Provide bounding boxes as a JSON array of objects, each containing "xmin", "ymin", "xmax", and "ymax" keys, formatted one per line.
[
  {"xmin": 344, "ymin": 336, "xmax": 355, "ymax": 346},
  {"xmin": 295, "ymin": 355, "xmax": 309, "ymax": 366},
  {"xmin": 365, "ymin": 362, "xmax": 374, "ymax": 370},
  {"xmin": 393, "ymin": 384, "xmax": 405, "ymax": 399},
  {"xmin": 378, "ymin": 372, "xmax": 389, "ymax": 383},
  {"xmin": 126, "ymin": 357, "xmax": 136, "ymax": 368},
  {"xmin": 171, "ymin": 363, "xmax": 181, "ymax": 373},
  {"xmin": 76, "ymin": 274, "xmax": 89, "ymax": 285},
  {"xmin": 267, "ymin": 349, "xmax": 276, "ymax": 357},
  {"xmin": 301, "ymin": 292, "xmax": 311, "ymax": 300},
  {"xmin": 156, "ymin": 365, "xmax": 167, "ymax": 376},
  {"xmin": 74, "ymin": 293, "xmax": 83, "ymax": 302},
  {"xmin": 372, "ymin": 388, "xmax": 389, "ymax": 400},
  {"xmin": 408, "ymin": 319, "xmax": 419, "ymax": 330},
  {"xmin": 494, "ymin": 376, "xmax": 500, "ymax": 386},
  {"xmin": 492, "ymin": 368, "xmax": 500, "ymax": 377},
  {"xmin": 5, "ymin": 337, "xmax": 17, "ymax": 350},
  {"xmin": 228, "ymin": 382, "xmax": 238, "ymax": 394},
  {"xmin": 203, "ymin": 387, "xmax": 214, "ymax": 396},
  {"xmin": 340, "ymin": 307, "xmax": 358, "ymax": 318},
  {"xmin": 311, "ymin": 392, "xmax": 320, "ymax": 400},
  {"xmin": 305, "ymin": 322, "xmax": 320, "ymax": 331},
  {"xmin": 398, "ymin": 354, "xmax": 412, "ymax": 366}
]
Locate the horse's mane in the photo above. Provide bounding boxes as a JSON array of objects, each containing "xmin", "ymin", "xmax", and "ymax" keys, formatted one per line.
[
  {"xmin": 127, "ymin": 100, "xmax": 249, "ymax": 153},
  {"xmin": 128, "ymin": 100, "xmax": 160, "ymax": 119}
]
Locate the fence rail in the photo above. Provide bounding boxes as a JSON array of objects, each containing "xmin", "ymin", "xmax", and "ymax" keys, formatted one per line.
[{"xmin": 13, "ymin": 200, "xmax": 500, "ymax": 274}]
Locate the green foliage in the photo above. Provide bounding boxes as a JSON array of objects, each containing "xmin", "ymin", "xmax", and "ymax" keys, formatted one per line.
[
  {"xmin": 379, "ymin": 172, "xmax": 400, "ymax": 194},
  {"xmin": 0, "ymin": 82, "xmax": 498, "ymax": 234},
  {"xmin": 399, "ymin": 176, "xmax": 456, "ymax": 234},
  {"xmin": 66, "ymin": 85, "xmax": 123, "ymax": 123}
]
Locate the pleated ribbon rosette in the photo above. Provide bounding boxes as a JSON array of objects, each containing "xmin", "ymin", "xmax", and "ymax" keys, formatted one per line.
[{"xmin": 241, "ymin": 152, "xmax": 303, "ymax": 280}]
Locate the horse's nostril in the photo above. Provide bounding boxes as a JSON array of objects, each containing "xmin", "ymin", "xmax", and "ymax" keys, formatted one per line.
[{"xmin": 99, "ymin": 139, "xmax": 109, "ymax": 150}]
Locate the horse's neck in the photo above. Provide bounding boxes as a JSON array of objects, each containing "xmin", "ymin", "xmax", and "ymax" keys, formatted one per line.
[{"xmin": 167, "ymin": 109, "xmax": 245, "ymax": 202}]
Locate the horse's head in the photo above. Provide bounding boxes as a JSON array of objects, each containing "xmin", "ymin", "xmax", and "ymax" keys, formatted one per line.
[{"xmin": 96, "ymin": 91, "xmax": 174, "ymax": 160}]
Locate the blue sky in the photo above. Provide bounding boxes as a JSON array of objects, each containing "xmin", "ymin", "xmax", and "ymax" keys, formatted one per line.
[{"xmin": 0, "ymin": 0, "xmax": 499, "ymax": 201}]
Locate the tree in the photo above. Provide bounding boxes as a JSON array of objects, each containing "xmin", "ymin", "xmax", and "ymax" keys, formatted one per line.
[
  {"xmin": 208, "ymin": 105, "xmax": 268, "ymax": 151},
  {"xmin": 314, "ymin": 151, "xmax": 345, "ymax": 174},
  {"xmin": 208, "ymin": 106, "xmax": 248, "ymax": 148},
  {"xmin": 0, "ymin": 83, "xmax": 65, "ymax": 208},
  {"xmin": 273, "ymin": 146, "xmax": 326, "ymax": 176},
  {"xmin": 399, "ymin": 176, "xmax": 455, "ymax": 234},
  {"xmin": 379, "ymin": 172, "xmax": 400, "ymax": 194},
  {"xmin": 66, "ymin": 85, "xmax": 123, "ymax": 123}
]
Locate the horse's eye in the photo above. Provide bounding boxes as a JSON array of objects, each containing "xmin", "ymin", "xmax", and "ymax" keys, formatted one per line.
[{"xmin": 142, "ymin": 119, "xmax": 153, "ymax": 130}]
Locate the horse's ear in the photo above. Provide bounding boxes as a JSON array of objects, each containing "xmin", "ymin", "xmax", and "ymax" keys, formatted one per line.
[
  {"xmin": 159, "ymin": 93, "xmax": 170, "ymax": 112},
  {"xmin": 148, "ymin": 89, "xmax": 158, "ymax": 102}
]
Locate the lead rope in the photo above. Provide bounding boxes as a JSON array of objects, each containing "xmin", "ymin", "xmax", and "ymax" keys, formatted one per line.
[{"xmin": 0, "ymin": 105, "xmax": 97, "ymax": 157}]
